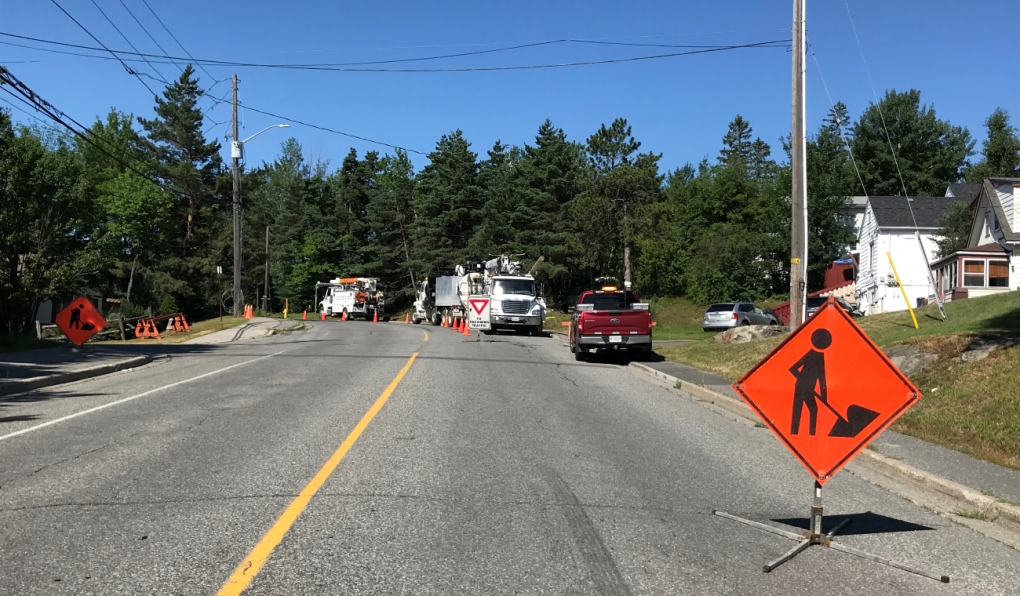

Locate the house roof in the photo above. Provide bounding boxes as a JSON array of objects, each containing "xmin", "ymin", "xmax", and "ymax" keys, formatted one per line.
[
  {"xmin": 930, "ymin": 242, "xmax": 1007, "ymax": 267},
  {"xmin": 868, "ymin": 196, "xmax": 966, "ymax": 229},
  {"xmin": 946, "ymin": 183, "xmax": 981, "ymax": 201}
]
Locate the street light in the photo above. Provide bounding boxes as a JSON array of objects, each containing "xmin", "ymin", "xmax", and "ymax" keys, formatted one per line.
[{"xmin": 231, "ymin": 123, "xmax": 289, "ymax": 315}]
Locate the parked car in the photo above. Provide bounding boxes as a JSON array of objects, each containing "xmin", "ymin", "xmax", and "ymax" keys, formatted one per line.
[
  {"xmin": 806, "ymin": 296, "xmax": 863, "ymax": 319},
  {"xmin": 702, "ymin": 302, "xmax": 780, "ymax": 331}
]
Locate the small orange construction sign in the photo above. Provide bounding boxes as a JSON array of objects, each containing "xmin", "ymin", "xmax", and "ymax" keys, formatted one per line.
[
  {"xmin": 55, "ymin": 297, "xmax": 108, "ymax": 346},
  {"xmin": 733, "ymin": 298, "xmax": 920, "ymax": 485}
]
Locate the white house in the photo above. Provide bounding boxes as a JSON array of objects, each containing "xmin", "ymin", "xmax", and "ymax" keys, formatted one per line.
[
  {"xmin": 931, "ymin": 178, "xmax": 1020, "ymax": 298},
  {"xmin": 855, "ymin": 196, "xmax": 967, "ymax": 315}
]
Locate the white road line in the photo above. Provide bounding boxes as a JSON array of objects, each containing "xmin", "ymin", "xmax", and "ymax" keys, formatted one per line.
[{"xmin": 0, "ymin": 350, "xmax": 288, "ymax": 442}]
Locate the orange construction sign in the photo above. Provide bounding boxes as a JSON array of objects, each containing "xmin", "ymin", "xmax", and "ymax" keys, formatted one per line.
[
  {"xmin": 55, "ymin": 297, "xmax": 108, "ymax": 346},
  {"xmin": 733, "ymin": 298, "xmax": 920, "ymax": 485}
]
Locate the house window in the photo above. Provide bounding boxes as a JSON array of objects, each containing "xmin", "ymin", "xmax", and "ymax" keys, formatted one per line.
[
  {"xmin": 989, "ymin": 260, "xmax": 1009, "ymax": 287},
  {"xmin": 963, "ymin": 260, "xmax": 985, "ymax": 287}
]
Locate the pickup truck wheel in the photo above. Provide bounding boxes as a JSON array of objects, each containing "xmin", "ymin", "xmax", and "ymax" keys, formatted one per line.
[
  {"xmin": 574, "ymin": 347, "xmax": 586, "ymax": 362},
  {"xmin": 635, "ymin": 348, "xmax": 652, "ymax": 362}
]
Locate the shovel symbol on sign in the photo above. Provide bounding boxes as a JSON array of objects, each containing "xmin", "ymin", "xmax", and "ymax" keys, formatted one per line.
[
  {"xmin": 818, "ymin": 394, "xmax": 879, "ymax": 438},
  {"xmin": 790, "ymin": 328, "xmax": 879, "ymax": 438}
]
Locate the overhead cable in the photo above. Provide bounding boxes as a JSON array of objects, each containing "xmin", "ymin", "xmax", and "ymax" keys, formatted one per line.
[{"xmin": 47, "ymin": 0, "xmax": 159, "ymax": 96}]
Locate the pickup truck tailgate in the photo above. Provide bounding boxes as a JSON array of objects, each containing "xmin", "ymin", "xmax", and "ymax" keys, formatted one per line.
[{"xmin": 580, "ymin": 310, "xmax": 650, "ymax": 335}]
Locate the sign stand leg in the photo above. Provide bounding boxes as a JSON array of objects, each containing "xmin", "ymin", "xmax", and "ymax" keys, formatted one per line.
[{"xmin": 714, "ymin": 482, "xmax": 948, "ymax": 583}]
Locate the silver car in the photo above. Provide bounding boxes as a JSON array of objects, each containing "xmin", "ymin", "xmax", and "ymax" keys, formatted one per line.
[{"xmin": 703, "ymin": 302, "xmax": 780, "ymax": 331}]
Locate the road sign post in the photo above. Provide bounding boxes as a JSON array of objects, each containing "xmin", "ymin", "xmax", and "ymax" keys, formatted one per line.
[{"xmin": 713, "ymin": 298, "xmax": 948, "ymax": 582}]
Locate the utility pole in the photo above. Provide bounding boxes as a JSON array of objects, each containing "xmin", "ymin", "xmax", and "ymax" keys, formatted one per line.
[
  {"xmin": 264, "ymin": 225, "xmax": 270, "ymax": 315},
  {"xmin": 231, "ymin": 74, "xmax": 242, "ymax": 315},
  {"xmin": 789, "ymin": 0, "xmax": 808, "ymax": 327}
]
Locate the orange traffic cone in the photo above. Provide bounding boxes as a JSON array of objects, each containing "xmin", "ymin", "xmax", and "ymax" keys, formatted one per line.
[
  {"xmin": 303, "ymin": 310, "xmax": 307, "ymax": 320},
  {"xmin": 442, "ymin": 314, "xmax": 448, "ymax": 328},
  {"xmin": 341, "ymin": 310, "xmax": 347, "ymax": 321},
  {"xmin": 373, "ymin": 310, "xmax": 379, "ymax": 323},
  {"xmin": 320, "ymin": 310, "xmax": 326, "ymax": 320},
  {"xmin": 462, "ymin": 319, "xmax": 471, "ymax": 336},
  {"xmin": 405, "ymin": 313, "xmax": 410, "ymax": 324}
]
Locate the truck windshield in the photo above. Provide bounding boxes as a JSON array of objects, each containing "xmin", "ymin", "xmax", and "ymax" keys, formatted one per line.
[{"xmin": 492, "ymin": 279, "xmax": 535, "ymax": 296}]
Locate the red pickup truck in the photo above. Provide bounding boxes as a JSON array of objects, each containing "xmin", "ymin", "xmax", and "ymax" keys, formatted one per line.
[{"xmin": 568, "ymin": 287, "xmax": 653, "ymax": 361}]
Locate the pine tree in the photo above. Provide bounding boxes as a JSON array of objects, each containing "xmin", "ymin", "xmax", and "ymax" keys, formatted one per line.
[
  {"xmin": 965, "ymin": 108, "xmax": 1020, "ymax": 182},
  {"xmin": 411, "ymin": 130, "xmax": 482, "ymax": 273}
]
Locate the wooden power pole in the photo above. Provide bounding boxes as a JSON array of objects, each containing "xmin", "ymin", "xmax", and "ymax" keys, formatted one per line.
[
  {"xmin": 231, "ymin": 75, "xmax": 242, "ymax": 315},
  {"xmin": 789, "ymin": 0, "xmax": 808, "ymax": 327}
]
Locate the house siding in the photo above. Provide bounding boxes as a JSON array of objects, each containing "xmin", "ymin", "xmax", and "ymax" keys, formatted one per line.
[
  {"xmin": 994, "ymin": 182, "xmax": 1014, "ymax": 232},
  {"xmin": 857, "ymin": 225, "xmax": 940, "ymax": 315}
]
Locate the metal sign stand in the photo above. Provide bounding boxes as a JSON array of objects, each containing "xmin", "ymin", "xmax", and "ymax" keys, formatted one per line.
[{"xmin": 714, "ymin": 482, "xmax": 949, "ymax": 583}]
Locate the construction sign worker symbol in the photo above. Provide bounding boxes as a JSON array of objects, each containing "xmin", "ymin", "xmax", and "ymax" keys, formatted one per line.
[{"xmin": 789, "ymin": 328, "xmax": 879, "ymax": 438}]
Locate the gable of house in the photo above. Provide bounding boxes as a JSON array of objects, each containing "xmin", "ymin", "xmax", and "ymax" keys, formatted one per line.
[{"xmin": 967, "ymin": 179, "xmax": 1019, "ymax": 248}]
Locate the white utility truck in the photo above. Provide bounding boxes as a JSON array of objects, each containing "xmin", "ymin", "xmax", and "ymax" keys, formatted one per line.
[
  {"xmin": 431, "ymin": 254, "xmax": 546, "ymax": 335},
  {"xmin": 316, "ymin": 277, "xmax": 385, "ymax": 320}
]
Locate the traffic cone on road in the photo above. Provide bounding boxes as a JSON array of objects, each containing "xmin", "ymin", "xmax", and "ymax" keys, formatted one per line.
[
  {"xmin": 454, "ymin": 318, "xmax": 461, "ymax": 332},
  {"xmin": 303, "ymin": 310, "xmax": 307, "ymax": 320},
  {"xmin": 373, "ymin": 310, "xmax": 379, "ymax": 323},
  {"xmin": 462, "ymin": 319, "xmax": 471, "ymax": 336},
  {"xmin": 442, "ymin": 315, "xmax": 448, "ymax": 328},
  {"xmin": 405, "ymin": 313, "xmax": 410, "ymax": 324},
  {"xmin": 320, "ymin": 310, "xmax": 326, "ymax": 320},
  {"xmin": 341, "ymin": 310, "xmax": 347, "ymax": 321}
]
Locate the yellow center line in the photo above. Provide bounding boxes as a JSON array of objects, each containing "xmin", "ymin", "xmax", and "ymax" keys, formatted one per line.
[
  {"xmin": 217, "ymin": 352, "xmax": 419, "ymax": 595},
  {"xmin": 423, "ymin": 330, "xmax": 429, "ymax": 342}
]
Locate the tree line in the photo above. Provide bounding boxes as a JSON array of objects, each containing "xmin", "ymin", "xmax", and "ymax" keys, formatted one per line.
[{"xmin": 3, "ymin": 66, "xmax": 1018, "ymax": 334}]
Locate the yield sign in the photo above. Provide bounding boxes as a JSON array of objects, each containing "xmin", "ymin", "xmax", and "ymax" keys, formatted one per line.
[
  {"xmin": 733, "ymin": 298, "xmax": 920, "ymax": 485},
  {"xmin": 469, "ymin": 298, "xmax": 489, "ymax": 315},
  {"xmin": 55, "ymin": 297, "xmax": 108, "ymax": 346}
]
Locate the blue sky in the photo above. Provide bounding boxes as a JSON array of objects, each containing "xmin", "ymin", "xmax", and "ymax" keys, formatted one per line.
[{"xmin": 2, "ymin": 0, "xmax": 1017, "ymax": 176}]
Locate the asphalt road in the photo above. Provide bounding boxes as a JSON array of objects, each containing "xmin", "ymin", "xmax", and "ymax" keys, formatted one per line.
[{"xmin": 0, "ymin": 321, "xmax": 1018, "ymax": 595}]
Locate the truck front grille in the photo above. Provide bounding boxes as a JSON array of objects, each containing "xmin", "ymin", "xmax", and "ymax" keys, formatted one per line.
[{"xmin": 501, "ymin": 300, "xmax": 529, "ymax": 314}]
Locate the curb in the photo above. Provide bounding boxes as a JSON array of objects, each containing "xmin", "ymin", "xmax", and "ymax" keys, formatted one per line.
[
  {"xmin": 0, "ymin": 355, "xmax": 153, "ymax": 397},
  {"xmin": 628, "ymin": 361, "xmax": 1020, "ymax": 542}
]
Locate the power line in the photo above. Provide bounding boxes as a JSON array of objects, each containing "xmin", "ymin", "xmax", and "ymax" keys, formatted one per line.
[
  {"xmin": 0, "ymin": 65, "xmax": 232, "ymax": 208},
  {"xmin": 0, "ymin": 87, "xmax": 53, "ymax": 126},
  {"xmin": 139, "ymin": 0, "xmax": 223, "ymax": 84},
  {"xmin": 116, "ymin": 0, "xmax": 184, "ymax": 74},
  {"xmin": 239, "ymin": 103, "xmax": 427, "ymax": 155},
  {"xmin": 807, "ymin": 38, "xmax": 868, "ymax": 199},
  {"xmin": 88, "ymin": 0, "xmax": 170, "ymax": 84},
  {"xmin": 47, "ymin": 0, "xmax": 158, "ymax": 96},
  {"xmin": 0, "ymin": 31, "xmax": 789, "ymax": 72}
]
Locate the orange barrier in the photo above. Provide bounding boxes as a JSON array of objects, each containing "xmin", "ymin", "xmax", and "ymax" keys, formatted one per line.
[
  {"xmin": 134, "ymin": 318, "xmax": 162, "ymax": 340},
  {"xmin": 172, "ymin": 314, "xmax": 191, "ymax": 333}
]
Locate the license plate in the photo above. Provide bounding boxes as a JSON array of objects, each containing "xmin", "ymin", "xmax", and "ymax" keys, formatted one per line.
[
  {"xmin": 609, "ymin": 335, "xmax": 623, "ymax": 343},
  {"xmin": 510, "ymin": 317, "xmax": 521, "ymax": 322}
]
